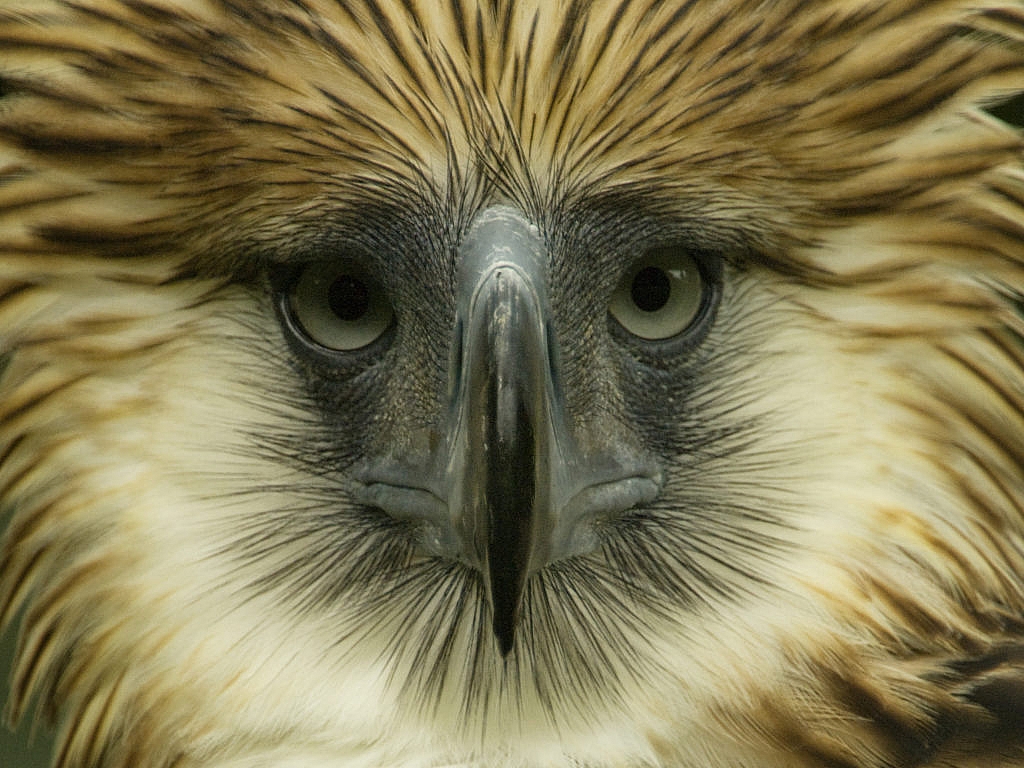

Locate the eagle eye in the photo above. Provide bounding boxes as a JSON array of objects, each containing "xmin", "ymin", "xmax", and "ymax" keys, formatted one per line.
[
  {"xmin": 609, "ymin": 248, "xmax": 709, "ymax": 341},
  {"xmin": 286, "ymin": 262, "xmax": 394, "ymax": 351}
]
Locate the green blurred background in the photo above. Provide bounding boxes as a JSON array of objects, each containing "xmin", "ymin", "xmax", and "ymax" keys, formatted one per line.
[
  {"xmin": 1, "ymin": 93, "xmax": 1023, "ymax": 768},
  {"xmin": 1, "ymin": 619, "xmax": 54, "ymax": 768}
]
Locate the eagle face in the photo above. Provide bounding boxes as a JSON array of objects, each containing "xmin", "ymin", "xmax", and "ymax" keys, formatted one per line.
[{"xmin": 0, "ymin": 2, "xmax": 1023, "ymax": 767}]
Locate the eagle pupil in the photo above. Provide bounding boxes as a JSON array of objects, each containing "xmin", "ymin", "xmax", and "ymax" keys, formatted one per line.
[
  {"xmin": 328, "ymin": 275, "xmax": 371, "ymax": 321},
  {"xmin": 631, "ymin": 266, "xmax": 672, "ymax": 313}
]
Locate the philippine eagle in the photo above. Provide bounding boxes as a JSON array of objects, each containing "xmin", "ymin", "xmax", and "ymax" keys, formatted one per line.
[{"xmin": 1, "ymin": 1, "xmax": 1023, "ymax": 767}]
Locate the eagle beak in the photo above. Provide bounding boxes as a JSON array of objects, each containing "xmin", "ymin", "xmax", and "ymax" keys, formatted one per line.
[
  {"xmin": 446, "ymin": 207, "xmax": 659, "ymax": 655},
  {"xmin": 358, "ymin": 207, "xmax": 660, "ymax": 656},
  {"xmin": 447, "ymin": 207, "xmax": 565, "ymax": 655}
]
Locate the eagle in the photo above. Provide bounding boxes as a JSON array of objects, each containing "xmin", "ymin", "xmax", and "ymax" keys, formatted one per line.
[{"xmin": 1, "ymin": 1, "xmax": 1023, "ymax": 766}]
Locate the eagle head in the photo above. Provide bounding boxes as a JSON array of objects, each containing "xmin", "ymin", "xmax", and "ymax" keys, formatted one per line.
[{"xmin": 1, "ymin": 2, "xmax": 1023, "ymax": 767}]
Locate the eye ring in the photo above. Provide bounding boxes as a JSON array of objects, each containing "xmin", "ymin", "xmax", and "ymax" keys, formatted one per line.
[
  {"xmin": 282, "ymin": 261, "xmax": 394, "ymax": 352},
  {"xmin": 609, "ymin": 247, "xmax": 714, "ymax": 343}
]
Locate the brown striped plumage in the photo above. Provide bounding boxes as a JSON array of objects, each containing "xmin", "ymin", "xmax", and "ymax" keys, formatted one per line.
[{"xmin": 0, "ymin": 1, "xmax": 1023, "ymax": 767}]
